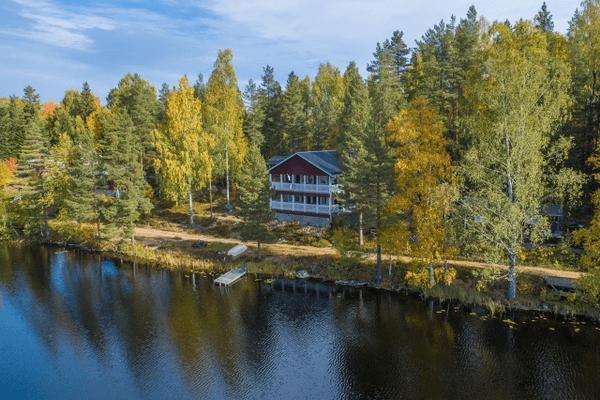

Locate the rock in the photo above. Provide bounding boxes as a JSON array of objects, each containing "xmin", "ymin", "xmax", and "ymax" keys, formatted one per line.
[{"xmin": 296, "ymin": 270, "xmax": 309, "ymax": 279}]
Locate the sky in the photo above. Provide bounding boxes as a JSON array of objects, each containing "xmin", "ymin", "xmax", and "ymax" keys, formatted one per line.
[{"xmin": 0, "ymin": 0, "xmax": 584, "ymax": 104}]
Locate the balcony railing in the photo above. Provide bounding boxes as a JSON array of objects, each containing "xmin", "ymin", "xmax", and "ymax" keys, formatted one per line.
[
  {"xmin": 271, "ymin": 181, "xmax": 340, "ymax": 194},
  {"xmin": 270, "ymin": 201, "xmax": 332, "ymax": 215}
]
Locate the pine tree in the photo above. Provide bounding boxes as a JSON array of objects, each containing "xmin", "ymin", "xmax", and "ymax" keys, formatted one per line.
[{"xmin": 367, "ymin": 31, "xmax": 409, "ymax": 128}]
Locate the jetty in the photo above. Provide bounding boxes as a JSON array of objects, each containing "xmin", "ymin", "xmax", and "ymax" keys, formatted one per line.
[
  {"xmin": 545, "ymin": 276, "xmax": 577, "ymax": 292},
  {"xmin": 214, "ymin": 263, "xmax": 247, "ymax": 286}
]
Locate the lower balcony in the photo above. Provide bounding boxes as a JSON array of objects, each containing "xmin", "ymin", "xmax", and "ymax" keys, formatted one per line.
[{"xmin": 270, "ymin": 201, "xmax": 331, "ymax": 215}]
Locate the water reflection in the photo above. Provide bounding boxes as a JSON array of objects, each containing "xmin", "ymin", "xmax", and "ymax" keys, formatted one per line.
[{"xmin": 1, "ymin": 243, "xmax": 599, "ymax": 400}]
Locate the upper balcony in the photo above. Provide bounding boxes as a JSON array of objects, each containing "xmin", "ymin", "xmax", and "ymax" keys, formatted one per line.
[{"xmin": 270, "ymin": 181, "xmax": 341, "ymax": 194}]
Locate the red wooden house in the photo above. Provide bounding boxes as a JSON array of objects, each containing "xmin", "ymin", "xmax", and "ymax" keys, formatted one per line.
[{"xmin": 267, "ymin": 150, "xmax": 342, "ymax": 227}]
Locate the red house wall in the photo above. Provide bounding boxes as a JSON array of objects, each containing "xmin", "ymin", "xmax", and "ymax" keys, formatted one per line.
[{"xmin": 270, "ymin": 155, "xmax": 328, "ymax": 176}]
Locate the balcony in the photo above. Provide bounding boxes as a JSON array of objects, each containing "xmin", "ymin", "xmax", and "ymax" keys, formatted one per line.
[
  {"xmin": 271, "ymin": 181, "xmax": 340, "ymax": 194},
  {"xmin": 270, "ymin": 201, "xmax": 332, "ymax": 215}
]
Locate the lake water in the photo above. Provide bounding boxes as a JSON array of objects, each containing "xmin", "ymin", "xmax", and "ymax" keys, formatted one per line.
[{"xmin": 1, "ymin": 243, "xmax": 599, "ymax": 400}]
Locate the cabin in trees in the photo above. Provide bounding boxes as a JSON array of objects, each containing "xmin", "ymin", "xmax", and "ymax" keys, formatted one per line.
[{"xmin": 267, "ymin": 150, "xmax": 342, "ymax": 227}]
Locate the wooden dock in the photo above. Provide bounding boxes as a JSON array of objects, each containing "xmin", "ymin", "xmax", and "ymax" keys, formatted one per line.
[
  {"xmin": 545, "ymin": 276, "xmax": 577, "ymax": 291},
  {"xmin": 214, "ymin": 263, "xmax": 247, "ymax": 286}
]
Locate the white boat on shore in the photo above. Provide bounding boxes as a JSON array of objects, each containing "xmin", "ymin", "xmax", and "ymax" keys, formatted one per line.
[{"xmin": 227, "ymin": 244, "xmax": 247, "ymax": 258}]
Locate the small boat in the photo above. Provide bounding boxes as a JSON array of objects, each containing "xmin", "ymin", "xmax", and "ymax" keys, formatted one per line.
[{"xmin": 227, "ymin": 244, "xmax": 247, "ymax": 257}]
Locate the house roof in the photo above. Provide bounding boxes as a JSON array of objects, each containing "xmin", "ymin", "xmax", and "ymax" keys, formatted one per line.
[
  {"xmin": 266, "ymin": 155, "xmax": 286, "ymax": 167},
  {"xmin": 268, "ymin": 150, "xmax": 341, "ymax": 176}
]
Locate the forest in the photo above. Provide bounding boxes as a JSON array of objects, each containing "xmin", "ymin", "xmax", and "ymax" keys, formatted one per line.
[{"xmin": 1, "ymin": 2, "xmax": 600, "ymax": 301}]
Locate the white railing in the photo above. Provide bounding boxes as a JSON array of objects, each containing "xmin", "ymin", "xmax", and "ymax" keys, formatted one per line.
[
  {"xmin": 270, "ymin": 201, "xmax": 331, "ymax": 215},
  {"xmin": 271, "ymin": 181, "xmax": 334, "ymax": 194}
]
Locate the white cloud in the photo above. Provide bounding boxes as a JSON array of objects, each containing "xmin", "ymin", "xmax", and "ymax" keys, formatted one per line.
[{"xmin": 7, "ymin": 0, "xmax": 115, "ymax": 50}]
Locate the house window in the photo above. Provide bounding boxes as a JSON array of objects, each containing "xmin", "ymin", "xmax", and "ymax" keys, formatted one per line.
[
  {"xmin": 319, "ymin": 197, "xmax": 328, "ymax": 205},
  {"xmin": 294, "ymin": 195, "xmax": 304, "ymax": 203},
  {"xmin": 282, "ymin": 194, "xmax": 292, "ymax": 203},
  {"xmin": 294, "ymin": 175, "xmax": 303, "ymax": 183},
  {"xmin": 271, "ymin": 174, "xmax": 280, "ymax": 182},
  {"xmin": 283, "ymin": 174, "xmax": 292, "ymax": 183},
  {"xmin": 318, "ymin": 176, "xmax": 328, "ymax": 185},
  {"xmin": 271, "ymin": 193, "xmax": 279, "ymax": 201},
  {"xmin": 307, "ymin": 196, "xmax": 317, "ymax": 205},
  {"xmin": 307, "ymin": 175, "xmax": 316, "ymax": 184}
]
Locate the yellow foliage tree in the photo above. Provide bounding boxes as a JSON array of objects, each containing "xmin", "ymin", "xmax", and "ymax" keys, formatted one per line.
[
  {"xmin": 153, "ymin": 76, "xmax": 215, "ymax": 225},
  {"xmin": 0, "ymin": 160, "xmax": 12, "ymax": 187},
  {"xmin": 387, "ymin": 97, "xmax": 457, "ymax": 288},
  {"xmin": 203, "ymin": 49, "xmax": 247, "ymax": 212}
]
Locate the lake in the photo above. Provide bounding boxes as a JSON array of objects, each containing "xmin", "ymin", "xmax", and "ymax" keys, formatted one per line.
[{"xmin": 1, "ymin": 243, "xmax": 599, "ymax": 399}]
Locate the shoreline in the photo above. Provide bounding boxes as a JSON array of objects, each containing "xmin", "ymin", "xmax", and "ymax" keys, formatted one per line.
[{"xmin": 12, "ymin": 236, "xmax": 599, "ymax": 322}]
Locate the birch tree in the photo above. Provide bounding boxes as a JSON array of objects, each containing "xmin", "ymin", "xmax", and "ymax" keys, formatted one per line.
[
  {"xmin": 154, "ymin": 76, "xmax": 214, "ymax": 225},
  {"xmin": 387, "ymin": 97, "xmax": 456, "ymax": 287},
  {"xmin": 203, "ymin": 49, "xmax": 247, "ymax": 211},
  {"xmin": 461, "ymin": 20, "xmax": 574, "ymax": 300}
]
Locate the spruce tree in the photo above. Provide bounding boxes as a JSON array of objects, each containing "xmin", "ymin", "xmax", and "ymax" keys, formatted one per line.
[
  {"xmin": 237, "ymin": 144, "xmax": 274, "ymax": 260},
  {"xmin": 23, "ymin": 86, "xmax": 41, "ymax": 125},
  {"xmin": 337, "ymin": 62, "xmax": 372, "ymax": 246},
  {"xmin": 106, "ymin": 73, "xmax": 159, "ymax": 172},
  {"xmin": 98, "ymin": 108, "xmax": 152, "ymax": 242},
  {"xmin": 534, "ymin": 2, "xmax": 555, "ymax": 32},
  {"xmin": 14, "ymin": 121, "xmax": 50, "ymax": 238},
  {"xmin": 64, "ymin": 130, "xmax": 100, "ymax": 233},
  {"xmin": 281, "ymin": 72, "xmax": 310, "ymax": 153},
  {"xmin": 242, "ymin": 79, "xmax": 265, "ymax": 149},
  {"xmin": 257, "ymin": 65, "xmax": 283, "ymax": 157},
  {"xmin": 4, "ymin": 97, "xmax": 27, "ymax": 159}
]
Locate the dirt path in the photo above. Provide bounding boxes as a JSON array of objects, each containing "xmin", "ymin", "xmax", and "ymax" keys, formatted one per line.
[
  {"xmin": 134, "ymin": 227, "xmax": 585, "ymax": 279},
  {"xmin": 134, "ymin": 227, "xmax": 337, "ymax": 257}
]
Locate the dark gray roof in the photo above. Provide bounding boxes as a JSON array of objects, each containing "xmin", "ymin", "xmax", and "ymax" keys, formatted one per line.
[
  {"xmin": 266, "ymin": 155, "xmax": 287, "ymax": 167},
  {"xmin": 540, "ymin": 204, "xmax": 563, "ymax": 217},
  {"xmin": 268, "ymin": 150, "xmax": 341, "ymax": 176}
]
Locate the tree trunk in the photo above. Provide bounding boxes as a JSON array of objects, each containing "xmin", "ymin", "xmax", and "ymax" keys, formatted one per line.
[
  {"xmin": 359, "ymin": 211, "xmax": 364, "ymax": 247},
  {"xmin": 508, "ymin": 251, "xmax": 517, "ymax": 300},
  {"xmin": 429, "ymin": 260, "xmax": 435, "ymax": 288},
  {"xmin": 225, "ymin": 144, "xmax": 231, "ymax": 210},
  {"xmin": 96, "ymin": 218, "xmax": 101, "ymax": 241},
  {"xmin": 388, "ymin": 254, "xmax": 392, "ymax": 277},
  {"xmin": 43, "ymin": 204, "xmax": 49, "ymax": 240},
  {"xmin": 257, "ymin": 237, "xmax": 261, "ymax": 261},
  {"xmin": 188, "ymin": 177, "xmax": 194, "ymax": 226},
  {"xmin": 209, "ymin": 177, "xmax": 214, "ymax": 218},
  {"xmin": 376, "ymin": 244, "xmax": 382, "ymax": 283}
]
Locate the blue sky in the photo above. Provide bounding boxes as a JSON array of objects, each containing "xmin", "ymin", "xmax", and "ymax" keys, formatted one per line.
[{"xmin": 0, "ymin": 0, "xmax": 583, "ymax": 104}]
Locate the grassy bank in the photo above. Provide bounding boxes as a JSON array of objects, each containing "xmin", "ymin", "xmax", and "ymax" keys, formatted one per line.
[{"xmin": 13, "ymin": 204, "xmax": 598, "ymax": 321}]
